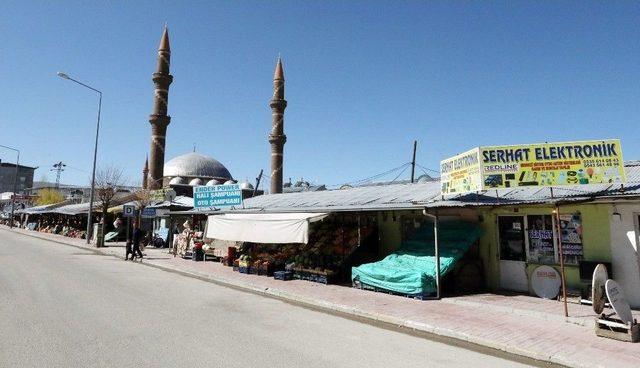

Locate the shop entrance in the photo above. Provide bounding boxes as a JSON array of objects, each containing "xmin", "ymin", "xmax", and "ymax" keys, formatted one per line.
[{"xmin": 498, "ymin": 216, "xmax": 528, "ymax": 292}]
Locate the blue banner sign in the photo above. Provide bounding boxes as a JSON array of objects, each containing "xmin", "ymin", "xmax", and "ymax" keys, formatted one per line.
[
  {"xmin": 193, "ymin": 184, "xmax": 243, "ymax": 209},
  {"xmin": 141, "ymin": 207, "xmax": 157, "ymax": 218}
]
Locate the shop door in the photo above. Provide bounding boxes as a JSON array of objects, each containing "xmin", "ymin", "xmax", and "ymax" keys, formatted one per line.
[{"xmin": 498, "ymin": 216, "xmax": 529, "ymax": 292}]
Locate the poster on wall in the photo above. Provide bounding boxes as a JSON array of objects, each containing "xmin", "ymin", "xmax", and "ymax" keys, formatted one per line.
[
  {"xmin": 527, "ymin": 215, "xmax": 555, "ymax": 264},
  {"xmin": 440, "ymin": 139, "xmax": 626, "ymax": 195},
  {"xmin": 558, "ymin": 213, "xmax": 583, "ymax": 264}
]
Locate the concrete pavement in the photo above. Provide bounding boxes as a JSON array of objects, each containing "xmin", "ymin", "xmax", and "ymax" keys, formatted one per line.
[
  {"xmin": 0, "ymin": 229, "xmax": 538, "ymax": 368},
  {"xmin": 5, "ymin": 226, "xmax": 640, "ymax": 367}
]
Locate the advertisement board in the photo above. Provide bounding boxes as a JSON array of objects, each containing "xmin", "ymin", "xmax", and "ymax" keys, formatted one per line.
[
  {"xmin": 141, "ymin": 207, "xmax": 157, "ymax": 218},
  {"xmin": 193, "ymin": 184, "xmax": 243, "ymax": 209},
  {"xmin": 441, "ymin": 139, "xmax": 625, "ymax": 194},
  {"xmin": 440, "ymin": 147, "xmax": 482, "ymax": 194}
]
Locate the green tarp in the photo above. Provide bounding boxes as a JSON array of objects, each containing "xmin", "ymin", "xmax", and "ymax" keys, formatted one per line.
[{"xmin": 351, "ymin": 221, "xmax": 482, "ymax": 295}]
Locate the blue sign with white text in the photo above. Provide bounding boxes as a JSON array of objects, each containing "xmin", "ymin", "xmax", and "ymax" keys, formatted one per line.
[
  {"xmin": 141, "ymin": 207, "xmax": 157, "ymax": 218},
  {"xmin": 193, "ymin": 184, "xmax": 243, "ymax": 209}
]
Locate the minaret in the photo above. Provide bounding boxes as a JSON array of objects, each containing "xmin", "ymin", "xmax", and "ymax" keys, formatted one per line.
[
  {"xmin": 269, "ymin": 57, "xmax": 287, "ymax": 194},
  {"xmin": 148, "ymin": 25, "xmax": 173, "ymax": 190},
  {"xmin": 142, "ymin": 156, "xmax": 149, "ymax": 190}
]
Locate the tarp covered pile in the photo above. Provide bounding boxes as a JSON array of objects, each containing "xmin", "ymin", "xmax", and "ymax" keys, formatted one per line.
[{"xmin": 351, "ymin": 221, "xmax": 482, "ymax": 296}]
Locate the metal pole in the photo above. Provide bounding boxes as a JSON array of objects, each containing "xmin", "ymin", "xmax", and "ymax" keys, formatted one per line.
[
  {"xmin": 434, "ymin": 214, "xmax": 441, "ymax": 299},
  {"xmin": 57, "ymin": 73, "xmax": 102, "ymax": 244},
  {"xmin": 86, "ymin": 91, "xmax": 102, "ymax": 244},
  {"xmin": 10, "ymin": 150, "xmax": 20, "ymax": 229},
  {"xmin": 126, "ymin": 217, "xmax": 131, "ymax": 243},
  {"xmin": 253, "ymin": 169, "xmax": 263, "ymax": 197},
  {"xmin": 554, "ymin": 206, "xmax": 569, "ymax": 317},
  {"xmin": 410, "ymin": 140, "xmax": 417, "ymax": 183},
  {"xmin": 167, "ymin": 216, "xmax": 174, "ymax": 254}
]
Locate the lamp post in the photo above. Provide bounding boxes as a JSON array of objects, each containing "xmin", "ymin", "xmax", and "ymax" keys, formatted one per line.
[
  {"xmin": 57, "ymin": 72, "xmax": 102, "ymax": 244},
  {"xmin": 0, "ymin": 144, "xmax": 20, "ymax": 229}
]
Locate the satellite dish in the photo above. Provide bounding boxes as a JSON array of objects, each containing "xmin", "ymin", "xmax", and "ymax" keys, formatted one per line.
[
  {"xmin": 592, "ymin": 264, "xmax": 608, "ymax": 314},
  {"xmin": 605, "ymin": 279, "xmax": 634, "ymax": 325},
  {"xmin": 531, "ymin": 265, "xmax": 561, "ymax": 299}
]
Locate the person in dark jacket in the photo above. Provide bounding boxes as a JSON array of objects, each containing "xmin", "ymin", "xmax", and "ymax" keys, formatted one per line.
[{"xmin": 131, "ymin": 220, "xmax": 143, "ymax": 261}]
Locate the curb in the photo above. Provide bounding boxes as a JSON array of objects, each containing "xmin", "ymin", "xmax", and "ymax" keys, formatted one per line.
[{"xmin": 4, "ymin": 227, "xmax": 571, "ymax": 367}]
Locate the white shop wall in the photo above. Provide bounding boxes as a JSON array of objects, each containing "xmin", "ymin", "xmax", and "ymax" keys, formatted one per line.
[{"xmin": 609, "ymin": 203, "xmax": 640, "ymax": 307}]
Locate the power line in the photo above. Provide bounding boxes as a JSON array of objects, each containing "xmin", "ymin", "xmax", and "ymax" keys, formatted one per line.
[
  {"xmin": 326, "ymin": 162, "xmax": 412, "ymax": 188},
  {"xmin": 415, "ymin": 163, "xmax": 439, "ymax": 174},
  {"xmin": 65, "ymin": 164, "xmax": 90, "ymax": 173},
  {"xmin": 389, "ymin": 164, "xmax": 410, "ymax": 184}
]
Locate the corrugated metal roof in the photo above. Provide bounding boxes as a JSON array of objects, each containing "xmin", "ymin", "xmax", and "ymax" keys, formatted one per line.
[{"xmin": 229, "ymin": 162, "xmax": 640, "ymax": 213}]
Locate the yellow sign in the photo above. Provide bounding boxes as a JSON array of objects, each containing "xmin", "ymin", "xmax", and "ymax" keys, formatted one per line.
[
  {"xmin": 440, "ymin": 148, "xmax": 482, "ymax": 194},
  {"xmin": 441, "ymin": 139, "xmax": 625, "ymax": 194}
]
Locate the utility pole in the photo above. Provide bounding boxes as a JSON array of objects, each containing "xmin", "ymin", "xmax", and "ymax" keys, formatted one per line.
[
  {"xmin": 410, "ymin": 140, "xmax": 417, "ymax": 183},
  {"xmin": 51, "ymin": 161, "xmax": 66, "ymax": 189},
  {"xmin": 253, "ymin": 169, "xmax": 263, "ymax": 197}
]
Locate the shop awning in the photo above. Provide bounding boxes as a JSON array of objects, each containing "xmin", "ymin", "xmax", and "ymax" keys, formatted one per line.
[{"xmin": 206, "ymin": 212, "xmax": 330, "ymax": 244}]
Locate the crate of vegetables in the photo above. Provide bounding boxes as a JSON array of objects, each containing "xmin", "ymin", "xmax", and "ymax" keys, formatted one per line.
[{"xmin": 274, "ymin": 271, "xmax": 293, "ymax": 281}]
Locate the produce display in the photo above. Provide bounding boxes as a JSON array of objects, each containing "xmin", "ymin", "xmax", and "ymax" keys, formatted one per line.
[{"xmin": 231, "ymin": 215, "xmax": 377, "ymax": 284}]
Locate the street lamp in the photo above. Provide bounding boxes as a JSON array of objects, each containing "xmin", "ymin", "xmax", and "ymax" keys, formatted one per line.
[
  {"xmin": 57, "ymin": 71, "xmax": 102, "ymax": 245},
  {"xmin": 0, "ymin": 144, "xmax": 20, "ymax": 229}
]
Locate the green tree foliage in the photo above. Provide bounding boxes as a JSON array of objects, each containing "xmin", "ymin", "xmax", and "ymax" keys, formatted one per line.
[{"xmin": 36, "ymin": 188, "xmax": 65, "ymax": 205}]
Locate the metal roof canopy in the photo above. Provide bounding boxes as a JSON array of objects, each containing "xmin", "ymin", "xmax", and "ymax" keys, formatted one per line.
[{"xmin": 165, "ymin": 162, "xmax": 640, "ymax": 215}]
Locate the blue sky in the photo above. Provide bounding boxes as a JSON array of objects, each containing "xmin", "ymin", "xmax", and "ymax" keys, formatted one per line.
[{"xmin": 1, "ymin": 1, "xmax": 638, "ymax": 189}]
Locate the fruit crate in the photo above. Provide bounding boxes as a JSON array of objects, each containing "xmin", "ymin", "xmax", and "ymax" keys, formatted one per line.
[
  {"xmin": 293, "ymin": 270, "xmax": 311, "ymax": 281},
  {"xmin": 274, "ymin": 271, "xmax": 293, "ymax": 281},
  {"xmin": 313, "ymin": 273, "xmax": 336, "ymax": 285}
]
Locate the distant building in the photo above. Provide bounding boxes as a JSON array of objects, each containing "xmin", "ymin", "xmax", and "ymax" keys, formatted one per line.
[
  {"xmin": 283, "ymin": 178, "xmax": 326, "ymax": 193},
  {"xmin": 0, "ymin": 162, "xmax": 35, "ymax": 194},
  {"xmin": 25, "ymin": 181, "xmax": 140, "ymax": 203}
]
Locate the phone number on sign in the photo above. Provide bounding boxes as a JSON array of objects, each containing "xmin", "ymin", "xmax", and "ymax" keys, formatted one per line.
[{"xmin": 583, "ymin": 158, "xmax": 620, "ymax": 168}]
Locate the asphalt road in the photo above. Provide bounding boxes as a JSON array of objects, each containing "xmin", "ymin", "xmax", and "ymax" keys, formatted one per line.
[{"xmin": 0, "ymin": 229, "xmax": 536, "ymax": 368}]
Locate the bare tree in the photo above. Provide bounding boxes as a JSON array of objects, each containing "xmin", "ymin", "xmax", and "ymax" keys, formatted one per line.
[
  {"xmin": 133, "ymin": 188, "xmax": 153, "ymax": 221},
  {"xmin": 94, "ymin": 166, "xmax": 126, "ymax": 247}
]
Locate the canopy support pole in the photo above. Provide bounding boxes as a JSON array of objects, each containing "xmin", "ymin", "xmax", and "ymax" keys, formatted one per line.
[
  {"xmin": 423, "ymin": 209, "xmax": 441, "ymax": 299},
  {"xmin": 554, "ymin": 205, "xmax": 569, "ymax": 317}
]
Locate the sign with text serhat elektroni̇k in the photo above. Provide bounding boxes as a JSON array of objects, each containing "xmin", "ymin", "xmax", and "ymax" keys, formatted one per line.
[{"xmin": 440, "ymin": 139, "xmax": 626, "ymax": 195}]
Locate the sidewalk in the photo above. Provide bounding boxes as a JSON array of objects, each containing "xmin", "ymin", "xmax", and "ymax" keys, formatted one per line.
[{"xmin": 5, "ymin": 226, "xmax": 640, "ymax": 368}]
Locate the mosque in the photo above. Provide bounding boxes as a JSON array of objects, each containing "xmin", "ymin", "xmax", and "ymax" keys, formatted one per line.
[{"xmin": 141, "ymin": 26, "xmax": 285, "ymax": 197}]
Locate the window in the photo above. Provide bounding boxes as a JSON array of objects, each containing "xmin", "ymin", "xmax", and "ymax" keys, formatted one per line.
[
  {"xmin": 557, "ymin": 213, "xmax": 583, "ymax": 265},
  {"xmin": 527, "ymin": 215, "xmax": 556, "ymax": 264},
  {"xmin": 498, "ymin": 216, "xmax": 526, "ymax": 261},
  {"xmin": 499, "ymin": 213, "xmax": 584, "ymax": 265}
]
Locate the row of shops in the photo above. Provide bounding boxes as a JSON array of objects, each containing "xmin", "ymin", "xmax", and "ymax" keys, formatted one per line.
[
  {"xmin": 9, "ymin": 143, "xmax": 640, "ymax": 308},
  {"xmin": 162, "ymin": 160, "xmax": 640, "ymax": 308}
]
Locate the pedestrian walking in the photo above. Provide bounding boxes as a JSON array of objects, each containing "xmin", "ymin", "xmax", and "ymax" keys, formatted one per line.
[{"xmin": 131, "ymin": 220, "xmax": 143, "ymax": 261}]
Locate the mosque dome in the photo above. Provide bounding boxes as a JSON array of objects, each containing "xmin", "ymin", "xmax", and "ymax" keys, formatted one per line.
[
  {"xmin": 206, "ymin": 179, "xmax": 222, "ymax": 186},
  {"xmin": 224, "ymin": 179, "xmax": 237, "ymax": 185},
  {"xmin": 240, "ymin": 182, "xmax": 254, "ymax": 190},
  {"xmin": 164, "ymin": 152, "xmax": 232, "ymax": 180},
  {"xmin": 189, "ymin": 178, "xmax": 204, "ymax": 186},
  {"xmin": 169, "ymin": 176, "xmax": 186, "ymax": 185}
]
